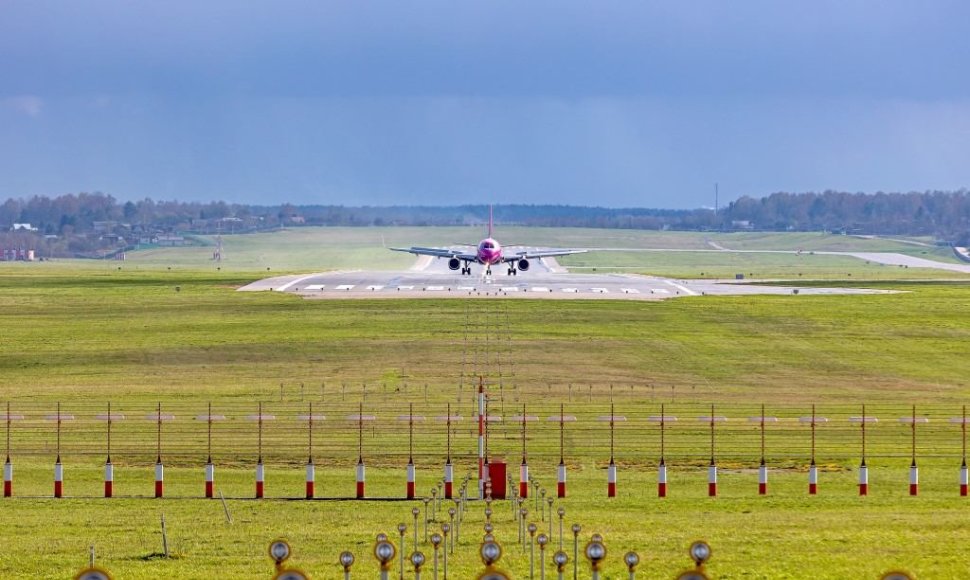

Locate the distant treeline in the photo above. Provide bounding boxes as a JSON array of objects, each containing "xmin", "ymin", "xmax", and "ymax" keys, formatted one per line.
[{"xmin": 2, "ymin": 190, "xmax": 970, "ymax": 246}]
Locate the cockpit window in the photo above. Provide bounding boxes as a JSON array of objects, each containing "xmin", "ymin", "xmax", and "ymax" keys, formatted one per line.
[{"xmin": 482, "ymin": 242, "xmax": 494, "ymax": 249}]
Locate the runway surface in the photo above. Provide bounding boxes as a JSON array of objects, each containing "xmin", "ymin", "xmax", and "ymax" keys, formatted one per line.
[{"xmin": 238, "ymin": 253, "xmax": 891, "ymax": 300}]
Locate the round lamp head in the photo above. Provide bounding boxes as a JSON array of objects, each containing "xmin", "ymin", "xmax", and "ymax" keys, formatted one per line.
[
  {"xmin": 591, "ymin": 533, "xmax": 604, "ymax": 543},
  {"xmin": 484, "ymin": 523, "xmax": 494, "ymax": 533},
  {"xmin": 374, "ymin": 540, "xmax": 396, "ymax": 567},
  {"xmin": 480, "ymin": 540, "xmax": 502, "ymax": 566},
  {"xmin": 450, "ymin": 507, "xmax": 457, "ymax": 517},
  {"xmin": 483, "ymin": 532, "xmax": 495, "ymax": 542},
  {"xmin": 528, "ymin": 523, "xmax": 538, "ymax": 535},
  {"xmin": 410, "ymin": 551, "xmax": 426, "ymax": 570},
  {"xmin": 412, "ymin": 507, "xmax": 420, "ymax": 517},
  {"xmin": 376, "ymin": 533, "xmax": 388, "ymax": 542},
  {"xmin": 557, "ymin": 507, "xmax": 565, "ymax": 517},
  {"xmin": 339, "ymin": 551, "xmax": 355, "ymax": 569},
  {"xmin": 484, "ymin": 507, "xmax": 492, "ymax": 518},
  {"xmin": 430, "ymin": 533, "xmax": 443, "ymax": 548},
  {"xmin": 397, "ymin": 523, "xmax": 407, "ymax": 534},
  {"xmin": 553, "ymin": 550, "xmax": 569, "ymax": 568},
  {"xmin": 537, "ymin": 533, "xmax": 549, "ymax": 547},
  {"xmin": 585, "ymin": 540, "xmax": 607, "ymax": 570},
  {"xmin": 269, "ymin": 539, "xmax": 291, "ymax": 565},
  {"xmin": 689, "ymin": 541, "xmax": 712, "ymax": 566},
  {"xmin": 442, "ymin": 523, "xmax": 451, "ymax": 534},
  {"xmin": 572, "ymin": 524, "xmax": 582, "ymax": 535},
  {"xmin": 624, "ymin": 551, "xmax": 640, "ymax": 571}
]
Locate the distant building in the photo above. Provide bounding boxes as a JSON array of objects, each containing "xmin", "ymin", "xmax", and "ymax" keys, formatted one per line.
[
  {"xmin": 156, "ymin": 235, "xmax": 187, "ymax": 247},
  {"xmin": 0, "ymin": 248, "xmax": 35, "ymax": 261},
  {"xmin": 731, "ymin": 220, "xmax": 754, "ymax": 230},
  {"xmin": 11, "ymin": 223, "xmax": 37, "ymax": 232}
]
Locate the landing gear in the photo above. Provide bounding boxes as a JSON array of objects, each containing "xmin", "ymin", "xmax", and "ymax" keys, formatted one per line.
[
  {"xmin": 461, "ymin": 266, "xmax": 470, "ymax": 275},
  {"xmin": 507, "ymin": 267, "xmax": 517, "ymax": 276},
  {"xmin": 485, "ymin": 266, "xmax": 492, "ymax": 277}
]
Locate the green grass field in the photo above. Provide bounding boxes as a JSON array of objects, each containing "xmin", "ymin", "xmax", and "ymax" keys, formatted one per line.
[{"xmin": 2, "ymin": 230, "xmax": 970, "ymax": 577}]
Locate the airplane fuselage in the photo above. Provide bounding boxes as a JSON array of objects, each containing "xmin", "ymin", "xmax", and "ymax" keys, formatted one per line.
[{"xmin": 477, "ymin": 237, "xmax": 503, "ymax": 265}]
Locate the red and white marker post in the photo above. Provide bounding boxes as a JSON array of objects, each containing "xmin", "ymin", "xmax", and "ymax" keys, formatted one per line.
[
  {"xmin": 444, "ymin": 404, "xmax": 454, "ymax": 499},
  {"xmin": 556, "ymin": 404, "xmax": 567, "ymax": 498},
  {"xmin": 707, "ymin": 405, "xmax": 717, "ymax": 498},
  {"xmin": 858, "ymin": 405, "xmax": 869, "ymax": 496},
  {"xmin": 356, "ymin": 402, "xmax": 366, "ymax": 499},
  {"xmin": 908, "ymin": 405, "xmax": 919, "ymax": 497},
  {"xmin": 478, "ymin": 377, "xmax": 486, "ymax": 499},
  {"xmin": 305, "ymin": 402, "xmax": 316, "ymax": 499},
  {"xmin": 961, "ymin": 405, "xmax": 968, "ymax": 496},
  {"xmin": 105, "ymin": 404, "xmax": 114, "ymax": 498},
  {"xmin": 608, "ymin": 403, "xmax": 617, "ymax": 498},
  {"xmin": 656, "ymin": 404, "xmax": 668, "ymax": 498},
  {"xmin": 406, "ymin": 403, "xmax": 415, "ymax": 499},
  {"xmin": 54, "ymin": 403, "xmax": 64, "ymax": 498},
  {"xmin": 154, "ymin": 403, "xmax": 164, "ymax": 498},
  {"xmin": 256, "ymin": 402, "xmax": 265, "ymax": 498},
  {"xmin": 519, "ymin": 404, "xmax": 529, "ymax": 499},
  {"xmin": 204, "ymin": 403, "xmax": 215, "ymax": 499},
  {"xmin": 4, "ymin": 402, "xmax": 13, "ymax": 497},
  {"xmin": 756, "ymin": 409, "xmax": 767, "ymax": 495}
]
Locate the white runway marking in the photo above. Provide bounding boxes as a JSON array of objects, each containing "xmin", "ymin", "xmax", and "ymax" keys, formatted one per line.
[
  {"xmin": 366, "ymin": 285, "xmax": 384, "ymax": 291},
  {"xmin": 424, "ymin": 285, "xmax": 445, "ymax": 291},
  {"xmin": 396, "ymin": 285, "xmax": 414, "ymax": 290},
  {"xmin": 530, "ymin": 287, "xmax": 551, "ymax": 292},
  {"xmin": 500, "ymin": 286, "xmax": 520, "ymax": 292},
  {"xmin": 621, "ymin": 288, "xmax": 640, "ymax": 294},
  {"xmin": 561, "ymin": 288, "xmax": 578, "ymax": 293},
  {"xmin": 590, "ymin": 287, "xmax": 609, "ymax": 293},
  {"xmin": 275, "ymin": 273, "xmax": 321, "ymax": 292},
  {"xmin": 664, "ymin": 280, "xmax": 698, "ymax": 296},
  {"xmin": 305, "ymin": 284, "xmax": 325, "ymax": 291},
  {"xmin": 335, "ymin": 284, "xmax": 355, "ymax": 291},
  {"xmin": 457, "ymin": 286, "xmax": 476, "ymax": 291}
]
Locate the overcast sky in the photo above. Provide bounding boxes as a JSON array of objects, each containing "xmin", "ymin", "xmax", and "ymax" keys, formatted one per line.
[{"xmin": 1, "ymin": 1, "xmax": 968, "ymax": 208}]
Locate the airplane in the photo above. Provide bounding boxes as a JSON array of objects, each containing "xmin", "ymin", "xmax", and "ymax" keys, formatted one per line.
[{"xmin": 390, "ymin": 206, "xmax": 586, "ymax": 276}]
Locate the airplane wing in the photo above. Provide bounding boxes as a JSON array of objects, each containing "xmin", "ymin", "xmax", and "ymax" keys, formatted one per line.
[
  {"xmin": 390, "ymin": 246, "xmax": 479, "ymax": 261},
  {"xmin": 503, "ymin": 248, "xmax": 587, "ymax": 262}
]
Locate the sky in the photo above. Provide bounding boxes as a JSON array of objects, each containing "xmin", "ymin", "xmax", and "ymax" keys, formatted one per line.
[{"xmin": 1, "ymin": 1, "xmax": 969, "ymax": 209}]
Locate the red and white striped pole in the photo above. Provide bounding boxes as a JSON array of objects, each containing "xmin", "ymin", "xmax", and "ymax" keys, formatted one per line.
[
  {"xmin": 3, "ymin": 458, "xmax": 11, "ymax": 498},
  {"xmin": 658, "ymin": 404, "xmax": 667, "ymax": 498},
  {"xmin": 708, "ymin": 462, "xmax": 717, "ymax": 497},
  {"xmin": 859, "ymin": 405, "xmax": 869, "ymax": 496},
  {"xmin": 356, "ymin": 459, "xmax": 366, "ymax": 498},
  {"xmin": 255, "ymin": 460, "xmax": 265, "ymax": 498},
  {"xmin": 256, "ymin": 402, "xmax": 265, "ymax": 498},
  {"xmin": 205, "ymin": 461, "xmax": 214, "ymax": 499},
  {"xmin": 105, "ymin": 403, "xmax": 114, "ymax": 498},
  {"xmin": 154, "ymin": 460, "xmax": 164, "ymax": 498},
  {"xmin": 607, "ymin": 460, "xmax": 617, "ymax": 498},
  {"xmin": 3, "ymin": 403, "xmax": 11, "ymax": 497},
  {"xmin": 54, "ymin": 402, "xmax": 63, "ymax": 498},
  {"xmin": 205, "ymin": 402, "xmax": 214, "ymax": 498},
  {"xmin": 478, "ymin": 377, "xmax": 485, "ymax": 499},
  {"xmin": 557, "ymin": 461, "xmax": 566, "ymax": 499},
  {"xmin": 406, "ymin": 403, "xmax": 415, "ymax": 499},
  {"xmin": 557, "ymin": 404, "xmax": 567, "ymax": 498},
  {"xmin": 444, "ymin": 404, "xmax": 453, "ymax": 499},
  {"xmin": 356, "ymin": 402, "xmax": 366, "ymax": 498},
  {"xmin": 406, "ymin": 461, "xmax": 415, "ymax": 500},
  {"xmin": 962, "ymin": 405, "xmax": 968, "ymax": 497},
  {"xmin": 758, "ymin": 405, "xmax": 768, "ymax": 495},
  {"xmin": 306, "ymin": 460, "xmax": 315, "ymax": 499},
  {"xmin": 909, "ymin": 405, "xmax": 918, "ymax": 496},
  {"xmin": 306, "ymin": 403, "xmax": 315, "ymax": 499},
  {"xmin": 104, "ymin": 461, "xmax": 114, "ymax": 498},
  {"xmin": 54, "ymin": 458, "xmax": 63, "ymax": 498},
  {"xmin": 608, "ymin": 403, "xmax": 617, "ymax": 498},
  {"xmin": 520, "ymin": 404, "xmax": 529, "ymax": 499},
  {"xmin": 154, "ymin": 403, "xmax": 164, "ymax": 498},
  {"xmin": 708, "ymin": 405, "xmax": 717, "ymax": 497}
]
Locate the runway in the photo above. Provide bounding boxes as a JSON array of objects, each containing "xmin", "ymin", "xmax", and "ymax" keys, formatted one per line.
[{"xmin": 238, "ymin": 253, "xmax": 890, "ymax": 300}]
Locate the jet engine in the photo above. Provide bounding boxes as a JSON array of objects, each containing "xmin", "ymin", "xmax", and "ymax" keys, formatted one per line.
[
  {"xmin": 448, "ymin": 257, "xmax": 462, "ymax": 271},
  {"xmin": 517, "ymin": 259, "xmax": 530, "ymax": 272}
]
